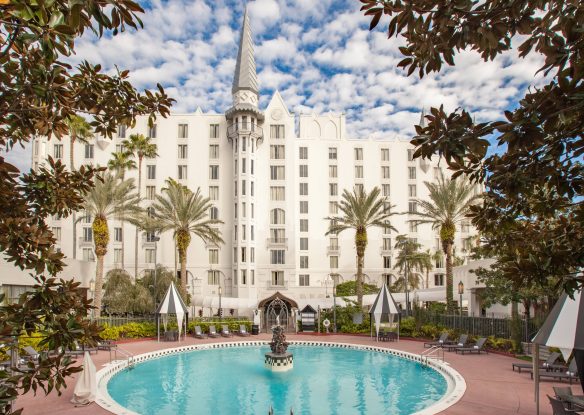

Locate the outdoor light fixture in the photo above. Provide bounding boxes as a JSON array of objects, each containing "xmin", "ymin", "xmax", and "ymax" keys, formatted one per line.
[{"xmin": 458, "ymin": 281, "xmax": 464, "ymax": 317}]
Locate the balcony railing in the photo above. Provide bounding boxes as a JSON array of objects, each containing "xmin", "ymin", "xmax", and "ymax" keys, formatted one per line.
[
  {"xmin": 379, "ymin": 247, "xmax": 393, "ymax": 255},
  {"xmin": 266, "ymin": 238, "xmax": 288, "ymax": 248},
  {"xmin": 266, "ymin": 281, "xmax": 288, "ymax": 290},
  {"xmin": 78, "ymin": 237, "xmax": 93, "ymax": 247},
  {"xmin": 327, "ymin": 245, "xmax": 340, "ymax": 255},
  {"xmin": 227, "ymin": 123, "xmax": 264, "ymax": 142},
  {"xmin": 141, "ymin": 234, "xmax": 158, "ymax": 247}
]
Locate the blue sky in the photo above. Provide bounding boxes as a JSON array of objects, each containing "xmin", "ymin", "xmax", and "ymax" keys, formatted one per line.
[{"xmin": 6, "ymin": 0, "xmax": 547, "ymax": 171}]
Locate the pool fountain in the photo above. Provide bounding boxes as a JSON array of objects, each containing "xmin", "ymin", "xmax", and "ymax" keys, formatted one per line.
[{"xmin": 265, "ymin": 317, "xmax": 293, "ymax": 372}]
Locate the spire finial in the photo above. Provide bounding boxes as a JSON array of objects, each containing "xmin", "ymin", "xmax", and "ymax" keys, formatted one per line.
[{"xmin": 232, "ymin": 5, "xmax": 259, "ymax": 101}]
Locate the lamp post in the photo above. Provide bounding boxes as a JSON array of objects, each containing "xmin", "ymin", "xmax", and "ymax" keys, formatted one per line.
[
  {"xmin": 458, "ymin": 281, "xmax": 464, "ymax": 317},
  {"xmin": 152, "ymin": 235, "xmax": 160, "ymax": 309},
  {"xmin": 218, "ymin": 284, "xmax": 223, "ymax": 321},
  {"xmin": 333, "ymin": 283, "xmax": 337, "ymax": 334}
]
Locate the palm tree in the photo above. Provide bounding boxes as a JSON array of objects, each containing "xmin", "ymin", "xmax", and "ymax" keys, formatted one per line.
[
  {"xmin": 66, "ymin": 115, "xmax": 93, "ymax": 260},
  {"xmin": 78, "ymin": 173, "xmax": 141, "ymax": 318},
  {"xmin": 107, "ymin": 152, "xmax": 137, "ymax": 270},
  {"xmin": 412, "ymin": 174, "xmax": 479, "ymax": 311},
  {"xmin": 325, "ymin": 186, "xmax": 397, "ymax": 307},
  {"xmin": 148, "ymin": 179, "xmax": 224, "ymax": 289},
  {"xmin": 393, "ymin": 235, "xmax": 431, "ymax": 314},
  {"xmin": 123, "ymin": 133, "xmax": 158, "ymax": 279}
]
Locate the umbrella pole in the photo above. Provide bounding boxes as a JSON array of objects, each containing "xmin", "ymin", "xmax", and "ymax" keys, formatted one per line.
[
  {"xmin": 157, "ymin": 315, "xmax": 160, "ymax": 343},
  {"xmin": 534, "ymin": 343, "xmax": 540, "ymax": 415}
]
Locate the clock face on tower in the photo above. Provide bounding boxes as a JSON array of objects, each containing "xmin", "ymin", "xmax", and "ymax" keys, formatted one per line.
[
  {"xmin": 271, "ymin": 109, "xmax": 283, "ymax": 121},
  {"xmin": 234, "ymin": 90, "xmax": 258, "ymax": 106}
]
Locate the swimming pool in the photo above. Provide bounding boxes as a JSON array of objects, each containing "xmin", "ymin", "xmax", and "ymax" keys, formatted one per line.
[{"xmin": 97, "ymin": 341, "xmax": 466, "ymax": 415}]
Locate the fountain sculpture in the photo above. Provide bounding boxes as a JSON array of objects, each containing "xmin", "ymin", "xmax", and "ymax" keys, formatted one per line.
[{"xmin": 264, "ymin": 317, "xmax": 293, "ymax": 372}]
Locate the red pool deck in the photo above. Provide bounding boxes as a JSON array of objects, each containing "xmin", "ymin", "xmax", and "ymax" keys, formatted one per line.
[{"xmin": 14, "ymin": 333, "xmax": 564, "ymax": 415}]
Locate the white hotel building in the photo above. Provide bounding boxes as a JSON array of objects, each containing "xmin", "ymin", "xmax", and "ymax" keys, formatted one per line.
[{"xmin": 28, "ymin": 11, "xmax": 478, "ymax": 317}]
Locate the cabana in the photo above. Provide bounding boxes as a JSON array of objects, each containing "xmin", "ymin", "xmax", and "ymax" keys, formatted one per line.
[
  {"xmin": 532, "ymin": 288, "xmax": 584, "ymax": 414},
  {"xmin": 369, "ymin": 283, "xmax": 400, "ymax": 341},
  {"xmin": 156, "ymin": 281, "xmax": 189, "ymax": 342}
]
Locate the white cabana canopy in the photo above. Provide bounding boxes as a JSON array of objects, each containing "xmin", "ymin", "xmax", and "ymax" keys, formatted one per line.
[
  {"xmin": 156, "ymin": 281, "xmax": 189, "ymax": 341},
  {"xmin": 368, "ymin": 283, "xmax": 400, "ymax": 341}
]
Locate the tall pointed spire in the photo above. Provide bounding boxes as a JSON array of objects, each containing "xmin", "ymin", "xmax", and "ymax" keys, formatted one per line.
[
  {"xmin": 419, "ymin": 108, "xmax": 427, "ymax": 128},
  {"xmin": 232, "ymin": 6, "xmax": 259, "ymax": 101}
]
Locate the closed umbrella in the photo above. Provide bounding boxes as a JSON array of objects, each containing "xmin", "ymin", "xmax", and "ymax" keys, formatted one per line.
[{"xmin": 70, "ymin": 352, "xmax": 97, "ymax": 406}]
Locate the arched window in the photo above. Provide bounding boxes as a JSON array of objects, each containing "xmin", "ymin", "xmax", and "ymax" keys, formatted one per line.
[
  {"xmin": 270, "ymin": 208, "xmax": 285, "ymax": 225},
  {"xmin": 209, "ymin": 206, "xmax": 219, "ymax": 220}
]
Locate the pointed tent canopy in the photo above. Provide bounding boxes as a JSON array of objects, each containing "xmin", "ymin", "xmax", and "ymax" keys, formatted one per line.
[
  {"xmin": 368, "ymin": 283, "xmax": 400, "ymax": 341},
  {"xmin": 156, "ymin": 282, "xmax": 188, "ymax": 341}
]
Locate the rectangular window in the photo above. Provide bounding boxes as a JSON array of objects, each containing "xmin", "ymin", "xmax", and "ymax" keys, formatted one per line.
[
  {"xmin": 207, "ymin": 270, "xmax": 220, "ymax": 285},
  {"xmin": 299, "ymin": 165, "xmax": 308, "ymax": 177},
  {"xmin": 242, "ymin": 136, "xmax": 247, "ymax": 152},
  {"xmin": 354, "ymin": 147, "xmax": 363, "ymax": 161},
  {"xmin": 383, "ymin": 237, "xmax": 392, "ymax": 250},
  {"xmin": 270, "ymin": 125, "xmax": 285, "ymax": 139},
  {"xmin": 209, "ymin": 144, "xmax": 219, "ymax": 159},
  {"xmin": 240, "ymin": 269, "xmax": 247, "ymax": 285},
  {"xmin": 84, "ymin": 144, "xmax": 94, "ymax": 159},
  {"xmin": 299, "ymin": 147, "xmax": 308, "ymax": 159},
  {"xmin": 114, "ymin": 249, "xmax": 122, "ymax": 263},
  {"xmin": 383, "ymin": 221, "xmax": 392, "ymax": 234},
  {"xmin": 53, "ymin": 144, "xmax": 63, "ymax": 159},
  {"xmin": 147, "ymin": 165, "xmax": 156, "ymax": 180},
  {"xmin": 408, "ymin": 201, "xmax": 417, "ymax": 213},
  {"xmin": 329, "ymin": 165, "xmax": 337, "ymax": 178},
  {"xmin": 145, "ymin": 249, "xmax": 156, "ymax": 263},
  {"xmin": 178, "ymin": 165, "xmax": 187, "ymax": 180},
  {"xmin": 300, "ymin": 219, "xmax": 308, "ymax": 232},
  {"xmin": 330, "ymin": 256, "xmax": 339, "ymax": 269},
  {"xmin": 409, "ymin": 222, "xmax": 418, "ymax": 232},
  {"xmin": 271, "ymin": 271, "xmax": 284, "ymax": 286},
  {"xmin": 407, "ymin": 149, "xmax": 415, "ymax": 161},
  {"xmin": 354, "ymin": 183, "xmax": 364, "ymax": 193},
  {"xmin": 251, "ymin": 181, "xmax": 254, "ymax": 196},
  {"xmin": 178, "ymin": 124, "xmax": 188, "ymax": 138},
  {"xmin": 270, "ymin": 186, "xmax": 285, "ymax": 201},
  {"xmin": 250, "ymin": 247, "xmax": 255, "ymax": 263},
  {"xmin": 329, "ymin": 237, "xmax": 339, "ymax": 249},
  {"xmin": 299, "ymin": 183, "xmax": 308, "ymax": 196},
  {"xmin": 355, "ymin": 165, "xmax": 363, "ymax": 179},
  {"xmin": 117, "ymin": 125, "xmax": 126, "ymax": 138},
  {"xmin": 52, "ymin": 227, "xmax": 61, "ymax": 242},
  {"xmin": 270, "ymin": 145, "xmax": 285, "ymax": 159},
  {"xmin": 251, "ymin": 225, "xmax": 255, "ymax": 241},
  {"xmin": 83, "ymin": 227, "xmax": 93, "ymax": 242},
  {"xmin": 435, "ymin": 255, "xmax": 444, "ymax": 268},
  {"xmin": 234, "ymin": 181, "xmax": 238, "ymax": 197},
  {"xmin": 409, "ymin": 184, "xmax": 417, "ymax": 197},
  {"xmin": 241, "ymin": 247, "xmax": 246, "ymax": 263},
  {"xmin": 177, "ymin": 144, "xmax": 188, "ymax": 159},
  {"xmin": 381, "ymin": 148, "xmax": 390, "ymax": 161},
  {"xmin": 381, "ymin": 166, "xmax": 390, "ymax": 179},
  {"xmin": 382, "ymin": 184, "xmax": 390, "ymax": 197},
  {"xmin": 210, "ymin": 124, "xmax": 219, "ymax": 139},
  {"xmin": 461, "ymin": 221, "xmax": 470, "ymax": 233},
  {"xmin": 148, "ymin": 124, "xmax": 157, "ymax": 138},
  {"xmin": 299, "ymin": 201, "xmax": 308, "ymax": 214},
  {"xmin": 209, "ymin": 249, "xmax": 219, "ymax": 264},
  {"xmin": 242, "ymin": 158, "xmax": 246, "ymax": 173},
  {"xmin": 145, "ymin": 186, "xmax": 156, "ymax": 200},
  {"xmin": 329, "ymin": 147, "xmax": 337, "ymax": 160},
  {"xmin": 115, "ymin": 144, "xmax": 125, "ymax": 154},
  {"xmin": 329, "ymin": 183, "xmax": 338, "ymax": 196},
  {"xmin": 270, "ymin": 166, "xmax": 285, "ymax": 180},
  {"xmin": 114, "ymin": 227, "xmax": 122, "ymax": 242},
  {"xmin": 300, "ymin": 256, "xmax": 309, "ymax": 269},
  {"xmin": 299, "ymin": 274, "xmax": 310, "ymax": 287},
  {"xmin": 383, "ymin": 256, "xmax": 391, "ymax": 269},
  {"xmin": 82, "ymin": 248, "xmax": 95, "ymax": 262},
  {"xmin": 300, "ymin": 237, "xmax": 308, "ymax": 250},
  {"xmin": 271, "ymin": 250, "xmax": 285, "ymax": 265},
  {"xmin": 241, "ymin": 180, "xmax": 246, "ymax": 196},
  {"xmin": 209, "ymin": 186, "xmax": 219, "ymax": 200},
  {"xmin": 270, "ymin": 228, "xmax": 286, "ymax": 242},
  {"xmin": 329, "ymin": 202, "xmax": 338, "ymax": 214},
  {"xmin": 209, "ymin": 165, "xmax": 219, "ymax": 180},
  {"xmin": 434, "ymin": 274, "xmax": 445, "ymax": 286},
  {"xmin": 251, "ymin": 160, "xmax": 254, "ymax": 174},
  {"xmin": 409, "ymin": 166, "xmax": 417, "ymax": 180}
]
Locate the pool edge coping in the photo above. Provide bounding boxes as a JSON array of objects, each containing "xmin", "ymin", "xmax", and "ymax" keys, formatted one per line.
[{"xmin": 95, "ymin": 340, "xmax": 466, "ymax": 415}]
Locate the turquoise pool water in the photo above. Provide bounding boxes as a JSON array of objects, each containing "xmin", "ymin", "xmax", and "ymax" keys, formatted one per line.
[{"xmin": 107, "ymin": 345, "xmax": 448, "ymax": 415}]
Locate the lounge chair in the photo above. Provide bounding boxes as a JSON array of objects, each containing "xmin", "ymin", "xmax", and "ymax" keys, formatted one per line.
[
  {"xmin": 513, "ymin": 351, "xmax": 560, "ymax": 373},
  {"xmin": 548, "ymin": 395, "xmax": 579, "ymax": 415},
  {"xmin": 237, "ymin": 325, "xmax": 251, "ymax": 337},
  {"xmin": 455, "ymin": 337, "xmax": 488, "ymax": 355},
  {"xmin": 424, "ymin": 332, "xmax": 449, "ymax": 348},
  {"xmin": 554, "ymin": 387, "xmax": 584, "ymax": 411},
  {"xmin": 208, "ymin": 325, "xmax": 220, "ymax": 338},
  {"xmin": 444, "ymin": 334, "xmax": 468, "ymax": 352},
  {"xmin": 533, "ymin": 359, "xmax": 579, "ymax": 383},
  {"xmin": 221, "ymin": 325, "xmax": 233, "ymax": 337},
  {"xmin": 97, "ymin": 340, "xmax": 117, "ymax": 351},
  {"xmin": 194, "ymin": 325, "xmax": 208, "ymax": 339}
]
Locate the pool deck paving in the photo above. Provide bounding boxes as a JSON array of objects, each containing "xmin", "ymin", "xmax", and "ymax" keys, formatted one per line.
[{"xmin": 14, "ymin": 333, "xmax": 563, "ymax": 415}]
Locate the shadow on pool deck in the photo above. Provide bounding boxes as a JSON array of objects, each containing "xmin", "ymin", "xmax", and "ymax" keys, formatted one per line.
[{"xmin": 14, "ymin": 333, "xmax": 557, "ymax": 415}]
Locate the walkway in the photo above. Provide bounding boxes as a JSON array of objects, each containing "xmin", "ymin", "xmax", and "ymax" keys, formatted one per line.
[{"xmin": 14, "ymin": 333, "xmax": 560, "ymax": 414}]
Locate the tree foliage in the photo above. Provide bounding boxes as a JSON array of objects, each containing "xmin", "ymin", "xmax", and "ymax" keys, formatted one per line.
[
  {"xmin": 393, "ymin": 235, "xmax": 431, "ymax": 292},
  {"xmin": 361, "ymin": 0, "xmax": 584, "ymax": 294},
  {"xmin": 335, "ymin": 280, "xmax": 379, "ymax": 297}
]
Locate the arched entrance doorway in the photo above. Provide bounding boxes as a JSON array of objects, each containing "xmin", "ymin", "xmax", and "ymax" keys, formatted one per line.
[{"xmin": 258, "ymin": 292, "xmax": 298, "ymax": 333}]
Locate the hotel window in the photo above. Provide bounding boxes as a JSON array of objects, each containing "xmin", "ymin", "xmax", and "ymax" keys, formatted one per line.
[
  {"xmin": 409, "ymin": 184, "xmax": 417, "ymax": 197},
  {"xmin": 82, "ymin": 211, "xmax": 91, "ymax": 223},
  {"xmin": 299, "ymin": 274, "xmax": 310, "ymax": 287},
  {"xmin": 242, "ymin": 158, "xmax": 246, "ymax": 173},
  {"xmin": 251, "ymin": 181, "xmax": 254, "ymax": 196},
  {"xmin": 461, "ymin": 221, "xmax": 470, "ymax": 233},
  {"xmin": 434, "ymin": 274, "xmax": 445, "ymax": 286},
  {"xmin": 178, "ymin": 165, "xmax": 187, "ymax": 180},
  {"xmin": 83, "ymin": 227, "xmax": 93, "ymax": 242},
  {"xmin": 209, "ymin": 186, "xmax": 219, "ymax": 200},
  {"xmin": 270, "ymin": 228, "xmax": 285, "ymax": 242},
  {"xmin": 409, "ymin": 166, "xmax": 417, "ymax": 180},
  {"xmin": 209, "ymin": 165, "xmax": 219, "ymax": 180},
  {"xmin": 354, "ymin": 147, "xmax": 363, "ymax": 161},
  {"xmin": 176, "ymin": 144, "xmax": 187, "ymax": 159},
  {"xmin": 234, "ymin": 181, "xmax": 238, "ymax": 197},
  {"xmin": 329, "ymin": 237, "xmax": 339, "ymax": 249},
  {"xmin": 145, "ymin": 186, "xmax": 156, "ymax": 200},
  {"xmin": 299, "ymin": 183, "xmax": 308, "ymax": 196},
  {"xmin": 383, "ymin": 221, "xmax": 393, "ymax": 234},
  {"xmin": 300, "ymin": 256, "xmax": 309, "ymax": 269},
  {"xmin": 329, "ymin": 147, "xmax": 337, "ymax": 160},
  {"xmin": 242, "ymin": 224, "xmax": 246, "ymax": 240},
  {"xmin": 241, "ymin": 202, "xmax": 246, "ymax": 218},
  {"xmin": 114, "ymin": 249, "xmax": 122, "ymax": 264},
  {"xmin": 407, "ymin": 149, "xmax": 415, "ymax": 161},
  {"xmin": 382, "ymin": 274, "xmax": 392, "ymax": 286},
  {"xmin": 354, "ymin": 183, "xmax": 364, "ymax": 193},
  {"xmin": 51, "ymin": 227, "xmax": 61, "ymax": 243},
  {"xmin": 147, "ymin": 165, "xmax": 156, "ymax": 180},
  {"xmin": 435, "ymin": 255, "xmax": 444, "ymax": 268},
  {"xmin": 148, "ymin": 124, "xmax": 157, "ymax": 138},
  {"xmin": 383, "ymin": 256, "xmax": 391, "ymax": 269},
  {"xmin": 53, "ymin": 144, "xmax": 63, "ymax": 159},
  {"xmin": 234, "ymin": 225, "xmax": 237, "ymax": 240},
  {"xmin": 117, "ymin": 125, "xmax": 126, "ymax": 138},
  {"xmin": 409, "ymin": 222, "xmax": 418, "ymax": 232},
  {"xmin": 271, "ymin": 271, "xmax": 284, "ymax": 286},
  {"xmin": 408, "ymin": 201, "xmax": 417, "ymax": 213},
  {"xmin": 382, "ymin": 184, "xmax": 390, "ymax": 197},
  {"xmin": 115, "ymin": 144, "xmax": 126, "ymax": 154},
  {"xmin": 178, "ymin": 123, "xmax": 188, "ymax": 138},
  {"xmin": 299, "ymin": 201, "xmax": 308, "ymax": 214},
  {"xmin": 251, "ymin": 204, "xmax": 255, "ymax": 219},
  {"xmin": 270, "ymin": 186, "xmax": 285, "ymax": 201},
  {"xmin": 270, "ymin": 166, "xmax": 285, "ymax": 180},
  {"xmin": 234, "ymin": 159, "xmax": 238, "ymax": 174},
  {"xmin": 241, "ymin": 247, "xmax": 246, "ymax": 263},
  {"xmin": 329, "ymin": 165, "xmax": 337, "ymax": 178},
  {"xmin": 208, "ymin": 270, "xmax": 220, "ymax": 285},
  {"xmin": 270, "ymin": 145, "xmax": 285, "ymax": 159},
  {"xmin": 300, "ymin": 219, "xmax": 308, "ymax": 232},
  {"xmin": 210, "ymin": 124, "xmax": 219, "ymax": 139},
  {"xmin": 234, "ymin": 203, "xmax": 237, "ymax": 218},
  {"xmin": 383, "ymin": 237, "xmax": 392, "ymax": 250},
  {"xmin": 270, "ymin": 125, "xmax": 285, "ymax": 139},
  {"xmin": 299, "ymin": 165, "xmax": 308, "ymax": 177},
  {"xmin": 209, "ymin": 249, "xmax": 219, "ymax": 264},
  {"xmin": 355, "ymin": 165, "xmax": 363, "ymax": 179},
  {"xmin": 300, "ymin": 237, "xmax": 308, "ymax": 250},
  {"xmin": 329, "ymin": 202, "xmax": 338, "ymax": 214},
  {"xmin": 84, "ymin": 144, "xmax": 94, "ymax": 159},
  {"xmin": 330, "ymin": 256, "xmax": 339, "ymax": 269},
  {"xmin": 251, "ymin": 159, "xmax": 254, "ymax": 174},
  {"xmin": 82, "ymin": 248, "xmax": 95, "ymax": 261},
  {"xmin": 383, "ymin": 202, "xmax": 392, "ymax": 214},
  {"xmin": 251, "ymin": 225, "xmax": 255, "ymax": 241},
  {"xmin": 209, "ymin": 206, "xmax": 219, "ymax": 220},
  {"xmin": 381, "ymin": 148, "xmax": 390, "ymax": 161},
  {"xmin": 299, "ymin": 147, "xmax": 308, "ymax": 159},
  {"xmin": 381, "ymin": 166, "xmax": 390, "ymax": 179},
  {"xmin": 329, "ymin": 219, "xmax": 338, "ymax": 235},
  {"xmin": 242, "ymin": 136, "xmax": 247, "ymax": 152},
  {"xmin": 271, "ymin": 250, "xmax": 285, "ymax": 265},
  {"xmin": 241, "ymin": 270, "xmax": 247, "ymax": 285},
  {"xmin": 114, "ymin": 227, "xmax": 122, "ymax": 242},
  {"xmin": 209, "ymin": 144, "xmax": 219, "ymax": 159},
  {"xmin": 270, "ymin": 208, "xmax": 285, "ymax": 225},
  {"xmin": 329, "ymin": 183, "xmax": 338, "ymax": 196},
  {"xmin": 250, "ymin": 247, "xmax": 255, "ymax": 263},
  {"xmin": 242, "ymin": 180, "xmax": 246, "ymax": 196},
  {"xmin": 145, "ymin": 249, "xmax": 156, "ymax": 263}
]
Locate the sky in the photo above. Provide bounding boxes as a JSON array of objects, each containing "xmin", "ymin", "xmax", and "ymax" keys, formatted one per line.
[{"xmin": 5, "ymin": 0, "xmax": 548, "ymax": 172}]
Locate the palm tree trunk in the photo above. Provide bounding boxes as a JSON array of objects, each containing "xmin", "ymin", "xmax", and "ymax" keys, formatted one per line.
[
  {"xmin": 70, "ymin": 135, "xmax": 77, "ymax": 259},
  {"xmin": 179, "ymin": 249, "xmax": 187, "ymax": 289},
  {"xmin": 94, "ymin": 254, "xmax": 105, "ymax": 318},
  {"xmin": 444, "ymin": 241, "xmax": 454, "ymax": 311},
  {"xmin": 355, "ymin": 228, "xmax": 367, "ymax": 308},
  {"xmin": 134, "ymin": 156, "xmax": 142, "ymax": 279}
]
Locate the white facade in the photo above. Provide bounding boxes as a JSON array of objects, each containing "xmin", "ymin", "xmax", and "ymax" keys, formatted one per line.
[{"xmin": 26, "ymin": 12, "xmax": 478, "ymax": 311}]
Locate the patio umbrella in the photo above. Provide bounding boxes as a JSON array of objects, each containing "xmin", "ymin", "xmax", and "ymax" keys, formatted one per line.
[
  {"xmin": 368, "ymin": 283, "xmax": 400, "ymax": 341},
  {"xmin": 70, "ymin": 352, "xmax": 96, "ymax": 406},
  {"xmin": 532, "ymin": 289, "xmax": 584, "ymax": 414},
  {"xmin": 156, "ymin": 281, "xmax": 189, "ymax": 341}
]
